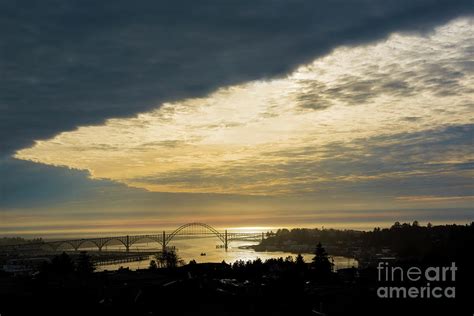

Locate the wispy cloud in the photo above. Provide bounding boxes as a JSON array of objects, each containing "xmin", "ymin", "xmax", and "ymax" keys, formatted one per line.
[{"xmin": 396, "ymin": 195, "xmax": 474, "ymax": 202}]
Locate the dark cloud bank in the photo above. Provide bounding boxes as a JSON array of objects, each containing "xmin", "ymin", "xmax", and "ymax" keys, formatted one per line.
[
  {"xmin": 0, "ymin": 0, "xmax": 472, "ymax": 210},
  {"xmin": 1, "ymin": 0, "xmax": 472, "ymax": 155}
]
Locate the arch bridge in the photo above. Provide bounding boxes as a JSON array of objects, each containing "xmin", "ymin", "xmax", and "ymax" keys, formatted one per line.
[{"xmin": 2, "ymin": 223, "xmax": 265, "ymax": 253}]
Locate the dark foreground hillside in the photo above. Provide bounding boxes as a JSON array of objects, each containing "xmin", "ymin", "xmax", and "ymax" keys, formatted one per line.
[
  {"xmin": 1, "ymin": 258, "xmax": 473, "ymax": 315},
  {"xmin": 1, "ymin": 222, "xmax": 473, "ymax": 316}
]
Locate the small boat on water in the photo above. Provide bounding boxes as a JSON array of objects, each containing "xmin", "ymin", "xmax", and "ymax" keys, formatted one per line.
[{"xmin": 200, "ymin": 252, "xmax": 206, "ymax": 256}]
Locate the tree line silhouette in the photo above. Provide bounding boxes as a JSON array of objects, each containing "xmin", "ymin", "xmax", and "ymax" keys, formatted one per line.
[{"xmin": 259, "ymin": 221, "xmax": 474, "ymax": 260}]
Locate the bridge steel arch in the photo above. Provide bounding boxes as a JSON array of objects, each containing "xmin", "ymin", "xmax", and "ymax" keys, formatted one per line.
[
  {"xmin": 54, "ymin": 240, "xmax": 81, "ymax": 251},
  {"xmin": 101, "ymin": 237, "xmax": 132, "ymax": 252},
  {"xmin": 128, "ymin": 235, "xmax": 164, "ymax": 248},
  {"xmin": 76, "ymin": 239, "xmax": 102, "ymax": 251},
  {"xmin": 165, "ymin": 222, "xmax": 228, "ymax": 250}
]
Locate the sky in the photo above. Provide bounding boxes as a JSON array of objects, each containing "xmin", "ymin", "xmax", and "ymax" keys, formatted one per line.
[{"xmin": 1, "ymin": 1, "xmax": 473, "ymax": 237}]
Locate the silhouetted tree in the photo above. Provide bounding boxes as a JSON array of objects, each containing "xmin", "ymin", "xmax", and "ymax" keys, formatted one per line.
[
  {"xmin": 155, "ymin": 250, "xmax": 180, "ymax": 269},
  {"xmin": 166, "ymin": 250, "xmax": 178, "ymax": 268},
  {"xmin": 295, "ymin": 253, "xmax": 307, "ymax": 275},
  {"xmin": 156, "ymin": 252, "xmax": 166, "ymax": 268},
  {"xmin": 76, "ymin": 251, "xmax": 95, "ymax": 274},
  {"xmin": 149, "ymin": 260, "xmax": 158, "ymax": 270},
  {"xmin": 50, "ymin": 252, "xmax": 75, "ymax": 274},
  {"xmin": 296, "ymin": 254, "xmax": 305, "ymax": 266},
  {"xmin": 312, "ymin": 242, "xmax": 333, "ymax": 276}
]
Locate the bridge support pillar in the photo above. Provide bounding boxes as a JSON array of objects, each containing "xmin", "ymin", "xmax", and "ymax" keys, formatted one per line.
[
  {"xmin": 224, "ymin": 230, "xmax": 228, "ymax": 251},
  {"xmin": 162, "ymin": 231, "xmax": 166, "ymax": 253},
  {"xmin": 126, "ymin": 235, "xmax": 130, "ymax": 252},
  {"xmin": 262, "ymin": 232, "xmax": 264, "ymax": 242}
]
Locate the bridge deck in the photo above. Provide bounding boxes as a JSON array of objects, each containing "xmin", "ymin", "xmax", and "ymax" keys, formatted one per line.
[{"xmin": 0, "ymin": 223, "xmax": 266, "ymax": 253}]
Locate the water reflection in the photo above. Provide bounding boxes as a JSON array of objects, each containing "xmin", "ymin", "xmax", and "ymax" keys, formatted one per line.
[{"xmin": 95, "ymin": 237, "xmax": 357, "ymax": 271}]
